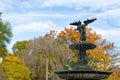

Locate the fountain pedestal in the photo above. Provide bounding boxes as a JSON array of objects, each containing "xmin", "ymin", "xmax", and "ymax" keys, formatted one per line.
[{"xmin": 55, "ymin": 18, "xmax": 112, "ymax": 80}]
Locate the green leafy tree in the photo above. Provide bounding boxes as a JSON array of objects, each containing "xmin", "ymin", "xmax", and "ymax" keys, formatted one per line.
[
  {"xmin": 0, "ymin": 18, "xmax": 13, "ymax": 57},
  {"xmin": 12, "ymin": 40, "xmax": 30, "ymax": 57}
]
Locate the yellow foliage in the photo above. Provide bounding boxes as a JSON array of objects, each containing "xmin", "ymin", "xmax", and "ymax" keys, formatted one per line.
[
  {"xmin": 3, "ymin": 54, "xmax": 31, "ymax": 80},
  {"xmin": 107, "ymin": 67, "xmax": 120, "ymax": 80}
]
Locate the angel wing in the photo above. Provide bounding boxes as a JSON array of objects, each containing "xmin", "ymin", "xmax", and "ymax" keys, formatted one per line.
[
  {"xmin": 83, "ymin": 18, "xmax": 97, "ymax": 25},
  {"xmin": 70, "ymin": 20, "xmax": 81, "ymax": 26}
]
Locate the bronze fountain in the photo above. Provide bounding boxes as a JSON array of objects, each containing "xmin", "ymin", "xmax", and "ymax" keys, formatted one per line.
[{"xmin": 55, "ymin": 18, "xmax": 112, "ymax": 80}]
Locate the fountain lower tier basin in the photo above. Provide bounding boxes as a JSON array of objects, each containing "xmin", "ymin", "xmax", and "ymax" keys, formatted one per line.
[
  {"xmin": 69, "ymin": 41, "xmax": 96, "ymax": 50},
  {"xmin": 55, "ymin": 70, "xmax": 112, "ymax": 80}
]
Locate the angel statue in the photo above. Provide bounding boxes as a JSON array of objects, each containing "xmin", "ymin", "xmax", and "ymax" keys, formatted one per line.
[{"xmin": 70, "ymin": 18, "xmax": 96, "ymax": 41}]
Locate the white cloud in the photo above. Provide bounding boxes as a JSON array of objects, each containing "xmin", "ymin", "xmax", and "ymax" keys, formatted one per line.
[
  {"xmin": 2, "ymin": 7, "xmax": 119, "ymax": 27},
  {"xmin": 0, "ymin": 0, "xmax": 120, "ymax": 12},
  {"xmin": 96, "ymin": 9, "xmax": 120, "ymax": 18},
  {"xmin": 91, "ymin": 9, "xmax": 120, "ymax": 29},
  {"xmin": 41, "ymin": 0, "xmax": 120, "ymax": 11},
  {"xmin": 2, "ymin": 12, "xmax": 97, "ymax": 25},
  {"xmin": 3, "ymin": 11, "xmax": 120, "ymax": 45},
  {"xmin": 21, "ymin": 2, "xmax": 32, "ymax": 9},
  {"xmin": 13, "ymin": 21, "xmax": 57, "ymax": 34},
  {"xmin": 0, "ymin": 0, "xmax": 14, "ymax": 11},
  {"xmin": 7, "ymin": 21, "xmax": 59, "ymax": 52},
  {"xmin": 93, "ymin": 27, "xmax": 120, "ymax": 46}
]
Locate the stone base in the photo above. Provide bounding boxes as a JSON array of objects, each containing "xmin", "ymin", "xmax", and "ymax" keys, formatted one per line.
[{"xmin": 55, "ymin": 69, "xmax": 112, "ymax": 80}]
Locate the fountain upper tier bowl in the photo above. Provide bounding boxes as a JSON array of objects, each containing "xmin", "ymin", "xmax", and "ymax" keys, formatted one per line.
[{"xmin": 69, "ymin": 41, "xmax": 96, "ymax": 50}]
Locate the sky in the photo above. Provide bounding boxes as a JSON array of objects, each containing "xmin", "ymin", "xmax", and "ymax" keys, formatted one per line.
[{"xmin": 0, "ymin": 0, "xmax": 120, "ymax": 52}]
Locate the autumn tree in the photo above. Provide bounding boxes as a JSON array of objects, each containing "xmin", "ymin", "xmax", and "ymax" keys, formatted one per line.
[
  {"xmin": 12, "ymin": 30, "xmax": 67, "ymax": 80},
  {"xmin": 43, "ymin": 30, "xmax": 57, "ymax": 40},
  {"xmin": 107, "ymin": 50, "xmax": 120, "ymax": 80},
  {"xmin": 18, "ymin": 35, "xmax": 69, "ymax": 80},
  {"xmin": 2, "ymin": 54, "xmax": 31, "ymax": 80},
  {"xmin": 58, "ymin": 27, "xmax": 114, "ymax": 71},
  {"xmin": 107, "ymin": 66, "xmax": 120, "ymax": 80},
  {"xmin": 108, "ymin": 48, "xmax": 120, "ymax": 69}
]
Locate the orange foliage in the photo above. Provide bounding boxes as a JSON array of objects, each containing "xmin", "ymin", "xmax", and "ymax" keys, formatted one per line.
[
  {"xmin": 58, "ymin": 27, "xmax": 79, "ymax": 43},
  {"xmin": 43, "ymin": 30, "xmax": 57, "ymax": 40},
  {"xmin": 107, "ymin": 67, "xmax": 120, "ymax": 80}
]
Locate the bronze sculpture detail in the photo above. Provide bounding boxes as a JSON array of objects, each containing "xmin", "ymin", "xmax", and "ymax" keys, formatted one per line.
[
  {"xmin": 70, "ymin": 18, "xmax": 97, "ymax": 66},
  {"xmin": 70, "ymin": 18, "xmax": 96, "ymax": 41}
]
